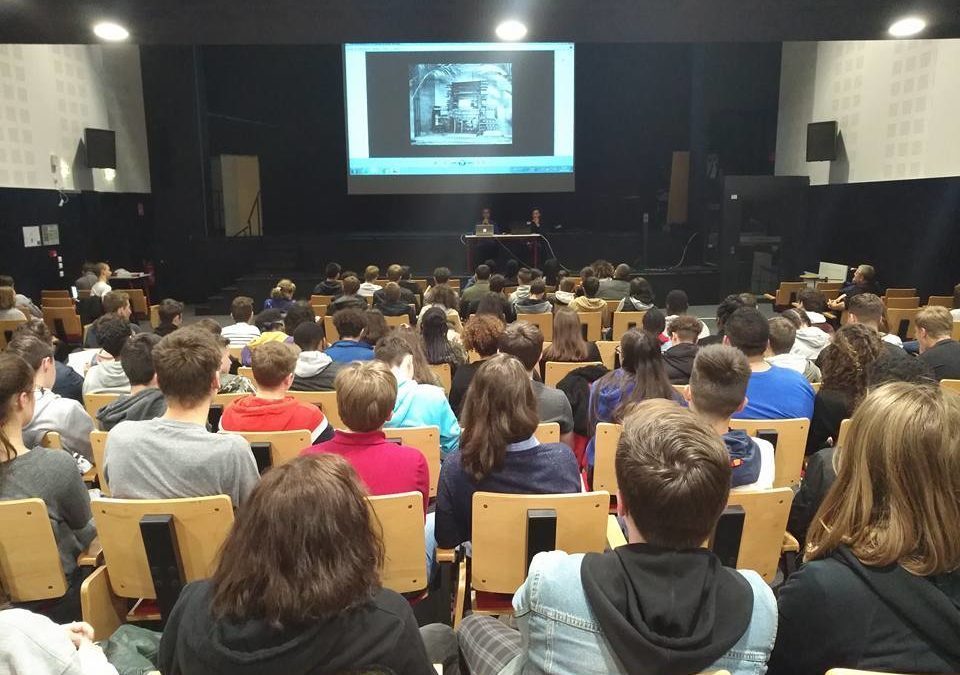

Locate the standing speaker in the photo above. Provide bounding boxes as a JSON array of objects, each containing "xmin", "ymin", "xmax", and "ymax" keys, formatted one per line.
[{"xmin": 84, "ymin": 128, "xmax": 117, "ymax": 169}]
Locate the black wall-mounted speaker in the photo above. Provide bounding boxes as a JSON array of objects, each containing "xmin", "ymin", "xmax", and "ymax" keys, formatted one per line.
[{"xmin": 84, "ymin": 128, "xmax": 117, "ymax": 169}]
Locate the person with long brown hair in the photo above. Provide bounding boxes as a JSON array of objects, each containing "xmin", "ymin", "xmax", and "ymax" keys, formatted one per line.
[
  {"xmin": 159, "ymin": 454, "xmax": 455, "ymax": 674},
  {"xmin": 435, "ymin": 354, "xmax": 580, "ymax": 548},
  {"xmin": 0, "ymin": 353, "xmax": 95, "ymax": 622},
  {"xmin": 806, "ymin": 323, "xmax": 882, "ymax": 453},
  {"xmin": 393, "ymin": 325, "xmax": 443, "ymax": 387},
  {"xmin": 540, "ymin": 307, "xmax": 602, "ymax": 377},
  {"xmin": 770, "ymin": 383, "xmax": 960, "ymax": 674}
]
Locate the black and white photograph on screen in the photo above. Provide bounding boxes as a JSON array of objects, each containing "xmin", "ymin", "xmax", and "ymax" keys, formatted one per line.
[{"xmin": 409, "ymin": 63, "xmax": 513, "ymax": 146}]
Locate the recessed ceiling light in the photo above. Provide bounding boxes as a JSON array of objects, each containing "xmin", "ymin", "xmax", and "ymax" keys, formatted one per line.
[
  {"xmin": 888, "ymin": 16, "xmax": 926, "ymax": 37},
  {"xmin": 496, "ymin": 19, "xmax": 528, "ymax": 41},
  {"xmin": 93, "ymin": 21, "xmax": 130, "ymax": 42}
]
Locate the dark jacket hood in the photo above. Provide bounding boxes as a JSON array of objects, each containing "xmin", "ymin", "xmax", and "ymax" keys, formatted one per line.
[
  {"xmin": 663, "ymin": 342, "xmax": 698, "ymax": 384},
  {"xmin": 722, "ymin": 429, "xmax": 762, "ymax": 488},
  {"xmin": 96, "ymin": 388, "xmax": 166, "ymax": 431},
  {"xmin": 581, "ymin": 543, "xmax": 753, "ymax": 675}
]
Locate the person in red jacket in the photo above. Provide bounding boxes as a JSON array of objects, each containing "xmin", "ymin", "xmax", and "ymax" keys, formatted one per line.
[
  {"xmin": 301, "ymin": 360, "xmax": 429, "ymax": 513},
  {"xmin": 220, "ymin": 341, "xmax": 332, "ymax": 443}
]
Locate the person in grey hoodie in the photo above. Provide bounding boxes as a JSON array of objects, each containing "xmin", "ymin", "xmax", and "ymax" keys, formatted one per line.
[
  {"xmin": 781, "ymin": 308, "xmax": 831, "ymax": 362},
  {"xmin": 81, "ymin": 316, "xmax": 132, "ymax": 396},
  {"xmin": 514, "ymin": 279, "xmax": 553, "ymax": 315},
  {"xmin": 289, "ymin": 321, "xmax": 346, "ymax": 391},
  {"xmin": 96, "ymin": 333, "xmax": 166, "ymax": 431},
  {"xmin": 766, "ymin": 315, "xmax": 822, "ymax": 383}
]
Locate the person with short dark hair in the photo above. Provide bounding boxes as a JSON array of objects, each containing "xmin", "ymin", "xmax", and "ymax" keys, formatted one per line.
[
  {"xmin": 328, "ymin": 275, "xmax": 366, "ymax": 314},
  {"xmin": 459, "ymin": 264, "xmax": 492, "ymax": 308},
  {"xmin": 90, "ymin": 262, "xmax": 112, "ymax": 298},
  {"xmin": 568, "ymin": 276, "xmax": 607, "ymax": 317},
  {"xmin": 464, "ymin": 274, "xmax": 514, "ymax": 321},
  {"xmin": 221, "ymin": 341, "xmax": 331, "ymax": 443},
  {"xmin": 458, "ymin": 399, "xmax": 776, "ymax": 674},
  {"xmin": 845, "ymin": 292, "xmax": 905, "ymax": 351},
  {"xmin": 514, "ymin": 278, "xmax": 552, "ymax": 314},
  {"xmin": 698, "ymin": 294, "xmax": 747, "ymax": 347},
  {"xmin": 398, "ymin": 265, "xmax": 422, "ymax": 298},
  {"xmin": 74, "ymin": 262, "xmax": 98, "ymax": 291},
  {"xmin": 104, "ymin": 328, "xmax": 259, "ymax": 505},
  {"xmin": 503, "ymin": 259, "xmax": 520, "ymax": 286},
  {"xmin": 373, "ymin": 264, "xmax": 417, "ymax": 311},
  {"xmin": 376, "ymin": 282, "xmax": 416, "ymax": 323},
  {"xmin": 641, "ymin": 308, "xmax": 667, "ymax": 344},
  {"xmin": 375, "ymin": 334, "xmax": 460, "ymax": 456},
  {"xmin": 449, "ymin": 314, "xmax": 506, "ymax": 417},
  {"xmin": 325, "ymin": 308, "xmax": 374, "ymax": 363},
  {"xmin": 724, "ymin": 307, "xmax": 814, "ymax": 420},
  {"xmin": 509, "ymin": 268, "xmax": 534, "ymax": 304},
  {"xmin": 423, "ymin": 266, "xmax": 455, "ymax": 306},
  {"xmin": 12, "ymin": 319, "xmax": 83, "ymax": 403},
  {"xmin": 765, "ymin": 315, "xmax": 821, "ymax": 383},
  {"xmin": 96, "ymin": 333, "xmax": 166, "ymax": 431},
  {"xmin": 794, "ymin": 288, "xmax": 828, "ymax": 325},
  {"xmin": 664, "ymin": 288, "xmax": 710, "ymax": 341},
  {"xmin": 7, "ymin": 334, "xmax": 94, "ymax": 463},
  {"xmin": 82, "ymin": 316, "xmax": 133, "ymax": 395},
  {"xmin": 313, "ymin": 262, "xmax": 343, "ymax": 296},
  {"xmin": 662, "ymin": 314, "xmax": 702, "ymax": 384},
  {"xmin": 153, "ymin": 298, "xmax": 184, "ymax": 337},
  {"xmin": 436, "ymin": 354, "xmax": 579, "ymax": 549},
  {"xmin": 916, "ymin": 305, "xmax": 960, "ymax": 380},
  {"xmin": 158, "ymin": 453, "xmax": 455, "ymax": 674},
  {"xmin": 616, "ymin": 276, "xmax": 654, "ymax": 311},
  {"xmin": 290, "ymin": 320, "xmax": 343, "ymax": 392},
  {"xmin": 221, "ymin": 296, "xmax": 260, "ymax": 346},
  {"xmin": 598, "ymin": 263, "xmax": 632, "ymax": 300}
]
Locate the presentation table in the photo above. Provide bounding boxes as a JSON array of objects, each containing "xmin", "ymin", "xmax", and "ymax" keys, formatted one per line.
[{"xmin": 466, "ymin": 234, "xmax": 543, "ymax": 271}]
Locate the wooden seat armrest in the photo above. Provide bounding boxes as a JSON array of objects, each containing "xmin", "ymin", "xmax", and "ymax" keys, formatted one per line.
[
  {"xmin": 77, "ymin": 536, "xmax": 103, "ymax": 567},
  {"xmin": 782, "ymin": 532, "xmax": 800, "ymax": 553},
  {"xmin": 435, "ymin": 547, "xmax": 458, "ymax": 564},
  {"xmin": 606, "ymin": 515, "xmax": 627, "ymax": 549}
]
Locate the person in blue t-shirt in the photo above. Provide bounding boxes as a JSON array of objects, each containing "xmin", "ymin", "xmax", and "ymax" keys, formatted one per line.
[
  {"xmin": 723, "ymin": 307, "xmax": 814, "ymax": 420},
  {"xmin": 324, "ymin": 308, "xmax": 375, "ymax": 363}
]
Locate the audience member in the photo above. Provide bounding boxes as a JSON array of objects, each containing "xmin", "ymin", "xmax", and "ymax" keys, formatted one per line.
[
  {"xmin": 686, "ymin": 345, "xmax": 774, "ymax": 489},
  {"xmin": 0, "ymin": 353, "xmax": 96, "ymax": 622},
  {"xmin": 552, "ymin": 276, "xmax": 577, "ymax": 307},
  {"xmin": 96, "ymin": 333, "xmax": 166, "ymax": 431},
  {"xmin": 192, "ymin": 320, "xmax": 257, "ymax": 395},
  {"xmin": 698, "ymin": 294, "xmax": 747, "ymax": 346},
  {"xmin": 375, "ymin": 282, "xmax": 416, "ymax": 323},
  {"xmin": 916, "ymin": 305, "xmax": 960, "ymax": 380},
  {"xmin": 664, "ymin": 288, "xmax": 711, "ymax": 341},
  {"xmin": 598, "ymin": 263, "xmax": 632, "ymax": 300},
  {"xmin": 466, "ymin": 274, "xmax": 514, "ymax": 321},
  {"xmin": 782, "ymin": 307, "xmax": 830, "ymax": 361},
  {"xmin": 766, "ymin": 315, "xmax": 821, "ymax": 383},
  {"xmin": 221, "ymin": 340, "xmax": 331, "ymax": 443},
  {"xmin": 375, "ymin": 334, "xmax": 460, "ymax": 456},
  {"xmin": 0, "ymin": 608, "xmax": 117, "ymax": 673},
  {"xmin": 953, "ymin": 282, "xmax": 960, "ymax": 321},
  {"xmin": 435, "ymin": 354, "xmax": 579, "ymax": 548},
  {"xmin": 424, "ymin": 266, "xmax": 455, "ymax": 305},
  {"xmin": 540, "ymin": 307, "xmax": 603, "ymax": 377},
  {"xmin": 12, "ymin": 320, "xmax": 83, "ymax": 402},
  {"xmin": 74, "ymin": 262, "xmax": 98, "ymax": 291},
  {"xmin": 502, "ymin": 259, "xmax": 520, "ymax": 286},
  {"xmin": 153, "ymin": 298, "xmax": 183, "ymax": 337},
  {"xmin": 807, "ymin": 324, "xmax": 882, "ymax": 452},
  {"xmin": 82, "ymin": 317, "xmax": 132, "ymax": 395},
  {"xmin": 302, "ymin": 361, "xmax": 429, "ymax": 512},
  {"xmin": 393, "ymin": 326, "xmax": 444, "ymax": 387},
  {"xmin": 459, "ymin": 399, "xmax": 775, "ymax": 674},
  {"xmin": 615, "ymin": 276, "xmax": 654, "ymax": 312},
  {"xmin": 358, "ymin": 265, "xmax": 381, "ymax": 297},
  {"xmin": 360, "ymin": 309, "xmax": 389, "ymax": 348},
  {"xmin": 90, "ymin": 263, "xmax": 112, "ymax": 298},
  {"xmin": 81, "ymin": 290, "xmax": 141, "ymax": 348},
  {"xmin": 512, "ymin": 278, "xmax": 550, "ymax": 315},
  {"xmin": 221, "ymin": 296, "xmax": 261, "ymax": 346},
  {"xmin": 827, "ymin": 263, "xmax": 881, "ymax": 312},
  {"xmin": 795, "ymin": 288, "xmax": 829, "ymax": 325},
  {"xmin": 724, "ymin": 308, "xmax": 814, "ymax": 420},
  {"xmin": 450, "ymin": 314, "xmax": 505, "ymax": 416},
  {"xmin": 641, "ymin": 308, "xmax": 667, "ymax": 345},
  {"xmin": 0, "ymin": 286, "xmax": 27, "ymax": 321},
  {"xmin": 420, "ymin": 306, "xmax": 467, "ymax": 370},
  {"xmin": 328, "ymin": 276, "xmax": 366, "ymax": 314},
  {"xmin": 770, "ymin": 382, "xmax": 960, "ymax": 674},
  {"xmin": 398, "ymin": 265, "xmax": 422, "ymax": 298},
  {"xmin": 240, "ymin": 309, "xmax": 290, "ymax": 366},
  {"xmin": 591, "ymin": 259, "xmax": 615, "ymax": 285},
  {"xmin": 568, "ymin": 276, "xmax": 607, "ymax": 316},
  {"xmin": 158, "ymin": 454, "xmax": 454, "ymax": 674},
  {"xmin": 0, "ymin": 275, "xmax": 41, "ymax": 318},
  {"xmin": 373, "ymin": 264, "xmax": 418, "ymax": 309},
  {"xmin": 104, "ymin": 328, "xmax": 259, "ymax": 505},
  {"xmin": 846, "ymin": 292, "xmax": 903, "ymax": 348},
  {"xmin": 313, "ymin": 262, "xmax": 343, "ymax": 296},
  {"xmin": 324, "ymin": 308, "xmax": 374, "ymax": 363},
  {"xmin": 418, "ymin": 284, "xmax": 463, "ymax": 333},
  {"xmin": 508, "ymin": 268, "xmax": 533, "ymax": 304},
  {"xmin": 459, "ymin": 264, "xmax": 492, "ymax": 308},
  {"xmin": 282, "ymin": 301, "xmax": 315, "ymax": 335},
  {"xmin": 262, "ymin": 278, "xmax": 296, "ymax": 312},
  {"xmin": 290, "ymin": 321, "xmax": 343, "ymax": 391},
  {"xmin": 663, "ymin": 315, "xmax": 702, "ymax": 384},
  {"xmin": 499, "ymin": 322, "xmax": 576, "ymax": 447}
]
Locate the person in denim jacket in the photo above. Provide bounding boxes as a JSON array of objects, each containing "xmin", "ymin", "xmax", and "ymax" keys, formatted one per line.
[{"xmin": 459, "ymin": 399, "xmax": 777, "ymax": 675}]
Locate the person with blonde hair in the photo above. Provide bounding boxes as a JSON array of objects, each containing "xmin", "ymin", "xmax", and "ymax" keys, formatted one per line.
[
  {"xmin": 358, "ymin": 265, "xmax": 381, "ymax": 297},
  {"xmin": 0, "ymin": 285, "xmax": 27, "ymax": 321},
  {"xmin": 262, "ymin": 278, "xmax": 296, "ymax": 312},
  {"xmin": 916, "ymin": 304, "xmax": 960, "ymax": 380},
  {"xmin": 770, "ymin": 383, "xmax": 960, "ymax": 674}
]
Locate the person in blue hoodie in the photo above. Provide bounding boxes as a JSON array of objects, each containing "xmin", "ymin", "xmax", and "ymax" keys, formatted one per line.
[
  {"xmin": 586, "ymin": 329, "xmax": 684, "ymax": 466},
  {"xmin": 324, "ymin": 308, "xmax": 375, "ymax": 363},
  {"xmin": 685, "ymin": 344, "xmax": 774, "ymax": 489},
  {"xmin": 374, "ymin": 333, "xmax": 460, "ymax": 456}
]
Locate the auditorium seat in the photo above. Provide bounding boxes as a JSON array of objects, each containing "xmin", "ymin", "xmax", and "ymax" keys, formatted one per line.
[
  {"xmin": 576, "ymin": 311, "xmax": 603, "ymax": 341},
  {"xmin": 382, "ymin": 425, "xmax": 441, "ymax": 498},
  {"xmin": 237, "ymin": 366, "xmax": 254, "ymax": 380},
  {"xmin": 125, "ymin": 288, "xmax": 149, "ymax": 321},
  {"xmin": 0, "ymin": 498, "xmax": 75, "ymax": 603},
  {"xmin": 725, "ymin": 488, "xmax": 793, "ymax": 583},
  {"xmin": 884, "ymin": 307, "xmax": 919, "ymax": 339},
  {"xmin": 535, "ymin": 421, "xmax": 560, "ymax": 444},
  {"xmin": 287, "ymin": 390, "xmax": 344, "ymax": 430},
  {"xmin": 83, "ymin": 392, "xmax": 122, "ymax": 424},
  {"xmin": 42, "ymin": 305, "xmax": 82, "ymax": 343},
  {"xmin": 39, "ymin": 297, "xmax": 74, "ymax": 308},
  {"xmin": 450, "ymin": 491, "xmax": 612, "ymax": 627},
  {"xmin": 40, "ymin": 289, "xmax": 71, "ymax": 301},
  {"xmin": 429, "ymin": 362, "xmax": 452, "ymax": 394},
  {"xmin": 815, "ymin": 281, "xmax": 843, "ymax": 301},
  {"xmin": 596, "ymin": 340, "xmax": 618, "ymax": 369},
  {"xmin": 90, "ymin": 431, "xmax": 110, "ymax": 496},
  {"xmin": 884, "ymin": 288, "xmax": 917, "ymax": 298},
  {"xmin": 368, "ymin": 491, "xmax": 429, "ymax": 598},
  {"xmin": 882, "ymin": 296, "xmax": 920, "ymax": 309},
  {"xmin": 83, "ymin": 495, "xmax": 235, "ymax": 639},
  {"xmin": 941, "ymin": 379, "xmax": 960, "ymax": 395},
  {"xmin": 323, "ymin": 315, "xmax": 339, "ymax": 341},
  {"xmin": 309, "ymin": 302, "xmax": 328, "ymax": 318},
  {"xmin": 727, "ymin": 418, "xmax": 809, "ymax": 489},
  {"xmin": 228, "ymin": 429, "xmax": 312, "ymax": 469},
  {"xmin": 926, "ymin": 295, "xmax": 953, "ymax": 309},
  {"xmin": 383, "ymin": 314, "xmax": 411, "ymax": 329},
  {"xmin": 227, "ymin": 344, "xmax": 244, "ymax": 361},
  {"xmin": 612, "ymin": 311, "xmax": 646, "ymax": 340},
  {"xmin": 311, "ymin": 294, "xmax": 336, "ymax": 306},
  {"xmin": 836, "ymin": 418, "xmax": 851, "ymax": 449},
  {"xmin": 954, "ymin": 322, "xmax": 960, "ymax": 341},
  {"xmin": 0, "ymin": 318, "xmax": 26, "ymax": 349},
  {"xmin": 515, "ymin": 312, "xmax": 553, "ymax": 341},
  {"xmin": 774, "ymin": 281, "xmax": 806, "ymax": 307},
  {"xmin": 544, "ymin": 360, "xmax": 603, "ymax": 388},
  {"xmin": 149, "ymin": 304, "xmax": 160, "ymax": 328}
]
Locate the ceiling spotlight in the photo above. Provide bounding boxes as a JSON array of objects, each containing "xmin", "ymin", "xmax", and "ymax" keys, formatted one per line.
[
  {"xmin": 496, "ymin": 19, "xmax": 528, "ymax": 41},
  {"xmin": 888, "ymin": 16, "xmax": 926, "ymax": 37},
  {"xmin": 93, "ymin": 21, "xmax": 130, "ymax": 41}
]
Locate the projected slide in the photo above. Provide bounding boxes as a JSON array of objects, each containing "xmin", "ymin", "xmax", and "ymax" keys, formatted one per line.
[{"xmin": 344, "ymin": 43, "xmax": 574, "ymax": 194}]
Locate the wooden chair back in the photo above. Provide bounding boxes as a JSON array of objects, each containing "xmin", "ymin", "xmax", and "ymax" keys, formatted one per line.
[
  {"xmin": 212, "ymin": 392, "xmax": 251, "ymax": 408},
  {"xmin": 42, "ymin": 306, "xmax": 82, "ymax": 341},
  {"xmin": 885, "ymin": 288, "xmax": 917, "ymax": 298},
  {"xmin": 724, "ymin": 488, "xmax": 793, "ymax": 583},
  {"xmin": 940, "ymin": 379, "xmax": 960, "ymax": 395},
  {"xmin": 41, "ymin": 297, "xmax": 74, "ymax": 308},
  {"xmin": 309, "ymin": 303, "xmax": 328, "ymax": 318},
  {"xmin": 728, "ymin": 418, "xmax": 809, "ymax": 489},
  {"xmin": 0, "ymin": 498, "xmax": 68, "ymax": 601},
  {"xmin": 288, "ymin": 390, "xmax": 344, "ymax": 429},
  {"xmin": 92, "ymin": 495, "xmax": 234, "ymax": 600},
  {"xmin": 811, "ymin": 381, "xmax": 822, "ymax": 393},
  {"xmin": 954, "ymin": 322, "xmax": 960, "ymax": 341},
  {"xmin": 429, "ymin": 362, "xmax": 452, "ymax": 394},
  {"xmin": 230, "ymin": 430, "xmax": 312, "ymax": 468},
  {"xmin": 467, "ymin": 350, "xmax": 485, "ymax": 363},
  {"xmin": 323, "ymin": 315, "xmax": 339, "ymax": 342},
  {"xmin": 775, "ymin": 282, "xmax": 806, "ymax": 306},
  {"xmin": 884, "ymin": 307, "xmax": 919, "ymax": 339},
  {"xmin": 125, "ymin": 288, "xmax": 149, "ymax": 319},
  {"xmin": 503, "ymin": 286, "xmax": 518, "ymax": 297},
  {"xmin": 825, "ymin": 669, "xmax": 912, "ymax": 675},
  {"xmin": 577, "ymin": 311, "xmax": 603, "ymax": 342},
  {"xmin": 544, "ymin": 361, "xmax": 604, "ymax": 388},
  {"xmin": 535, "ymin": 422, "xmax": 560, "ymax": 444},
  {"xmin": 149, "ymin": 304, "xmax": 160, "ymax": 328},
  {"xmin": 411, "ymin": 279, "xmax": 429, "ymax": 294},
  {"xmin": 836, "ymin": 418, "xmax": 851, "ymax": 449},
  {"xmin": 597, "ymin": 340, "xmax": 618, "ymax": 369},
  {"xmin": 603, "ymin": 299, "xmax": 621, "ymax": 316},
  {"xmin": 311, "ymin": 294, "xmax": 336, "ymax": 305},
  {"xmin": 41, "ymin": 290, "xmax": 71, "ymax": 300},
  {"xmin": 926, "ymin": 295, "xmax": 954, "ymax": 309},
  {"xmin": 39, "ymin": 431, "xmax": 63, "ymax": 449},
  {"xmin": 0, "ymin": 319, "xmax": 27, "ymax": 349},
  {"xmin": 227, "ymin": 345, "xmax": 244, "ymax": 361},
  {"xmin": 516, "ymin": 313, "xmax": 553, "ymax": 341},
  {"xmin": 383, "ymin": 426, "xmax": 441, "ymax": 498},
  {"xmin": 815, "ymin": 282, "xmax": 843, "ymax": 301},
  {"xmin": 383, "ymin": 314, "xmax": 411, "ymax": 329},
  {"xmin": 368, "ymin": 492, "xmax": 427, "ymax": 595},
  {"xmin": 883, "ymin": 296, "xmax": 920, "ymax": 309},
  {"xmin": 612, "ymin": 312, "xmax": 646, "ymax": 340},
  {"xmin": 91, "ymin": 431, "xmax": 110, "ymax": 496},
  {"xmin": 237, "ymin": 366, "xmax": 254, "ymax": 380},
  {"xmin": 593, "ymin": 423, "xmax": 620, "ymax": 495},
  {"xmin": 471, "ymin": 491, "xmax": 610, "ymax": 593},
  {"xmin": 83, "ymin": 392, "xmax": 122, "ymax": 422}
]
